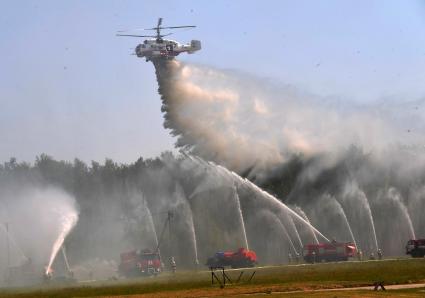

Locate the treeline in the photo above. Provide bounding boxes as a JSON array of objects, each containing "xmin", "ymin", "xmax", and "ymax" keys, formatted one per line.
[
  {"xmin": 2, "ymin": 145, "xmax": 423, "ymax": 263},
  {"xmin": 0, "ymin": 152, "xmax": 301, "ymax": 265},
  {"xmin": 0, "ymin": 153, "xmax": 180, "ymax": 263}
]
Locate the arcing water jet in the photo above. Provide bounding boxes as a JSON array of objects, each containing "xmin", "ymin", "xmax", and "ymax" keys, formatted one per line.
[
  {"xmin": 172, "ymin": 183, "xmax": 200, "ymax": 265},
  {"xmin": 331, "ymin": 197, "xmax": 357, "ymax": 248},
  {"xmin": 387, "ymin": 188, "xmax": 416, "ymax": 240},
  {"xmin": 294, "ymin": 206, "xmax": 319, "ymax": 244},
  {"xmin": 233, "ymin": 173, "xmax": 330, "ymax": 242},
  {"xmin": 275, "ymin": 214, "xmax": 297, "ymax": 255},
  {"xmin": 233, "ymin": 185, "xmax": 249, "ymax": 250},
  {"xmin": 187, "ymin": 157, "xmax": 330, "ymax": 242},
  {"xmin": 353, "ymin": 187, "xmax": 379, "ymax": 252},
  {"xmin": 188, "ymin": 210, "xmax": 199, "ymax": 265},
  {"xmin": 188, "ymin": 154, "xmax": 329, "ymax": 243},
  {"xmin": 46, "ymin": 210, "xmax": 78, "ymax": 275},
  {"xmin": 143, "ymin": 200, "xmax": 159, "ymax": 248},
  {"xmin": 283, "ymin": 210, "xmax": 303, "ymax": 250}
]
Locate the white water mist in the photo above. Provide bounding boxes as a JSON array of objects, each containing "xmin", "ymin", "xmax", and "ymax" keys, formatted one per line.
[
  {"xmin": 46, "ymin": 208, "xmax": 78, "ymax": 274},
  {"xmin": 154, "ymin": 60, "xmax": 425, "ymax": 176}
]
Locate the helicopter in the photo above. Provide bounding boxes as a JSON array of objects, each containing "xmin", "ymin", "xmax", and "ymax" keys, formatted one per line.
[{"xmin": 117, "ymin": 18, "xmax": 201, "ymax": 62}]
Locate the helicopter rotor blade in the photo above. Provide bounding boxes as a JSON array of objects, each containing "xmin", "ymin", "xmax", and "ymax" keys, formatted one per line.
[
  {"xmin": 144, "ymin": 25, "xmax": 196, "ymax": 30},
  {"xmin": 162, "ymin": 26, "xmax": 196, "ymax": 29},
  {"xmin": 116, "ymin": 18, "xmax": 195, "ymax": 38},
  {"xmin": 116, "ymin": 33, "xmax": 172, "ymax": 38},
  {"xmin": 116, "ymin": 34, "xmax": 156, "ymax": 37},
  {"xmin": 117, "ymin": 28, "xmax": 145, "ymax": 33}
]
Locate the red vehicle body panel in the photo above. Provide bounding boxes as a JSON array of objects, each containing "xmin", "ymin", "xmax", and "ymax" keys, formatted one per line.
[
  {"xmin": 206, "ymin": 248, "xmax": 257, "ymax": 268},
  {"xmin": 119, "ymin": 250, "xmax": 161, "ymax": 277},
  {"xmin": 303, "ymin": 241, "xmax": 356, "ymax": 263}
]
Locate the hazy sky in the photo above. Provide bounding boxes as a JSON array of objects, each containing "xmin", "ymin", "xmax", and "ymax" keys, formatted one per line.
[{"xmin": 1, "ymin": 1, "xmax": 425, "ymax": 164}]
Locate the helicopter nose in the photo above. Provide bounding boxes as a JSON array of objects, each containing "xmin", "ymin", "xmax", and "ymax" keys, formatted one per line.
[{"xmin": 135, "ymin": 45, "xmax": 142, "ymax": 55}]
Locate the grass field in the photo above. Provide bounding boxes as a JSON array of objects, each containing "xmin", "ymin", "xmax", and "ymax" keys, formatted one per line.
[{"xmin": 0, "ymin": 258, "xmax": 424, "ymax": 297}]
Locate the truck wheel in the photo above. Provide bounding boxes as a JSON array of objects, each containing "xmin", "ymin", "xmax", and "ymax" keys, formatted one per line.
[
  {"xmin": 304, "ymin": 256, "xmax": 312, "ymax": 264},
  {"xmin": 240, "ymin": 260, "xmax": 254, "ymax": 268},
  {"xmin": 412, "ymin": 251, "xmax": 421, "ymax": 258}
]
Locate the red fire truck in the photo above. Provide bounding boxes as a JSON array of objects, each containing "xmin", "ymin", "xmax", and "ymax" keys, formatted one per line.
[
  {"xmin": 406, "ymin": 239, "xmax": 425, "ymax": 258},
  {"xmin": 206, "ymin": 248, "xmax": 257, "ymax": 268},
  {"xmin": 303, "ymin": 241, "xmax": 356, "ymax": 263},
  {"xmin": 118, "ymin": 249, "xmax": 161, "ymax": 277}
]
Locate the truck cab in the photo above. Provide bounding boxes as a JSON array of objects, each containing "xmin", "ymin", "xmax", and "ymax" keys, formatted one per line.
[{"xmin": 119, "ymin": 249, "xmax": 161, "ymax": 277}]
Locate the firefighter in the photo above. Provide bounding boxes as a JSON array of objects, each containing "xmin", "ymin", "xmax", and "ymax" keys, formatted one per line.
[
  {"xmin": 357, "ymin": 249, "xmax": 363, "ymax": 261},
  {"xmin": 288, "ymin": 252, "xmax": 292, "ymax": 264},
  {"xmin": 369, "ymin": 252, "xmax": 375, "ymax": 260},
  {"xmin": 377, "ymin": 248, "xmax": 383, "ymax": 260},
  {"xmin": 170, "ymin": 256, "xmax": 176, "ymax": 273},
  {"xmin": 312, "ymin": 251, "xmax": 316, "ymax": 263}
]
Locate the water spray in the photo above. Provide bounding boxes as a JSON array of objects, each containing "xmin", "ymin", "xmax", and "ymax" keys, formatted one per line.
[
  {"xmin": 355, "ymin": 189, "xmax": 379, "ymax": 252},
  {"xmin": 294, "ymin": 206, "xmax": 319, "ymax": 244},
  {"xmin": 233, "ymin": 185, "xmax": 249, "ymax": 250},
  {"xmin": 331, "ymin": 197, "xmax": 358, "ymax": 249},
  {"xmin": 280, "ymin": 209, "xmax": 303, "ymax": 250},
  {"xmin": 214, "ymin": 164, "xmax": 330, "ymax": 242},
  {"xmin": 46, "ymin": 211, "xmax": 78, "ymax": 275},
  {"xmin": 143, "ymin": 198, "xmax": 159, "ymax": 248},
  {"xmin": 387, "ymin": 188, "xmax": 416, "ymax": 240}
]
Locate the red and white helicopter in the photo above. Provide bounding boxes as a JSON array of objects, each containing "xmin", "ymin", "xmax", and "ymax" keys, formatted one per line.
[{"xmin": 117, "ymin": 18, "xmax": 201, "ymax": 62}]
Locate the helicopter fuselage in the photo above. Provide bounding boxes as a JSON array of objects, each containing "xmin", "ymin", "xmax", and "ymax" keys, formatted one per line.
[{"xmin": 135, "ymin": 39, "xmax": 201, "ymax": 62}]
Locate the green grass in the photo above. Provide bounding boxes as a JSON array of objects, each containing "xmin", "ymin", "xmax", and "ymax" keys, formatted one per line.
[
  {"xmin": 0, "ymin": 258, "xmax": 424, "ymax": 297},
  {"xmin": 241, "ymin": 287, "xmax": 425, "ymax": 298}
]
